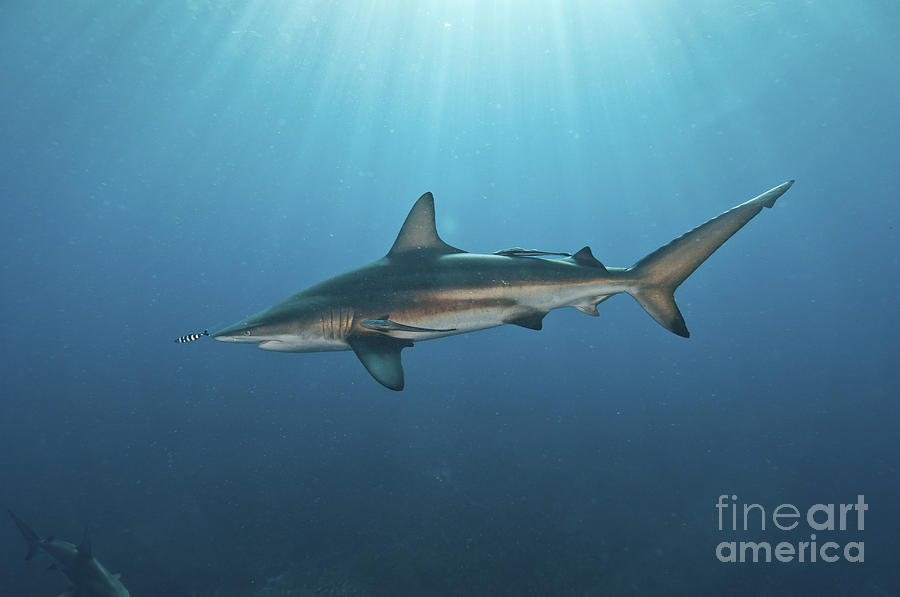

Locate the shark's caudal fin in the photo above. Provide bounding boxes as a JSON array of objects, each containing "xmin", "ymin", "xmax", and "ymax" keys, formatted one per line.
[
  {"xmin": 626, "ymin": 181, "xmax": 794, "ymax": 337},
  {"xmin": 8, "ymin": 510, "xmax": 41, "ymax": 561}
]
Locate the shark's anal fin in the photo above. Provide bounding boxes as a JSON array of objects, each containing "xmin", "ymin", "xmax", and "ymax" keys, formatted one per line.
[
  {"xmin": 503, "ymin": 311, "xmax": 547, "ymax": 330},
  {"xmin": 361, "ymin": 316, "xmax": 455, "ymax": 334},
  {"xmin": 348, "ymin": 335, "xmax": 414, "ymax": 391},
  {"xmin": 573, "ymin": 295, "xmax": 614, "ymax": 316}
]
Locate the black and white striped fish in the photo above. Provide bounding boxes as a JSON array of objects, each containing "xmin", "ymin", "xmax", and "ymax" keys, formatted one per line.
[{"xmin": 174, "ymin": 329, "xmax": 209, "ymax": 343}]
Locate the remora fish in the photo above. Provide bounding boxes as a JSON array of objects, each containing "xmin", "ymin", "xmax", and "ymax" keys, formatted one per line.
[
  {"xmin": 213, "ymin": 181, "xmax": 794, "ymax": 390},
  {"xmin": 8, "ymin": 510, "xmax": 131, "ymax": 597}
]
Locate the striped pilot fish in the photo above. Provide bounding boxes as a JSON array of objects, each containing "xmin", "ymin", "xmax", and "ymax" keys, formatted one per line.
[{"xmin": 174, "ymin": 329, "xmax": 209, "ymax": 343}]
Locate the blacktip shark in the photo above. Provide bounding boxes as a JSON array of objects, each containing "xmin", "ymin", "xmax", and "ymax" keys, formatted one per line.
[
  {"xmin": 209, "ymin": 181, "xmax": 794, "ymax": 390},
  {"xmin": 8, "ymin": 510, "xmax": 130, "ymax": 597}
]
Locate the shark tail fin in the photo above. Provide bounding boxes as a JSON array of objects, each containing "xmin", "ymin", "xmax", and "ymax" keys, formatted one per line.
[
  {"xmin": 8, "ymin": 510, "xmax": 41, "ymax": 560},
  {"xmin": 626, "ymin": 181, "xmax": 793, "ymax": 338}
]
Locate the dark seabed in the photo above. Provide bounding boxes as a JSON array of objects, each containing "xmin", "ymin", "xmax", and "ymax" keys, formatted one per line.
[{"xmin": 1, "ymin": 1, "xmax": 898, "ymax": 595}]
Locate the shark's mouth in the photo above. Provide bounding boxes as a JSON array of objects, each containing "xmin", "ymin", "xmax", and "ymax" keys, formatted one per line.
[{"xmin": 257, "ymin": 340, "xmax": 283, "ymax": 350}]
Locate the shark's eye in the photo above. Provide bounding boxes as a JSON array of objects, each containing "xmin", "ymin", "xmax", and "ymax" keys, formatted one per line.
[{"xmin": 243, "ymin": 329, "xmax": 252, "ymax": 336}]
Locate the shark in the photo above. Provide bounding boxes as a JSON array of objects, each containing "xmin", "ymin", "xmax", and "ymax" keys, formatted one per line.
[
  {"xmin": 8, "ymin": 510, "xmax": 131, "ymax": 597},
  {"xmin": 211, "ymin": 181, "xmax": 794, "ymax": 390}
]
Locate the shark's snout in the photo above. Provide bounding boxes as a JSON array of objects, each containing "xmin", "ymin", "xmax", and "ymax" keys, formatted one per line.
[{"xmin": 211, "ymin": 320, "xmax": 256, "ymax": 342}]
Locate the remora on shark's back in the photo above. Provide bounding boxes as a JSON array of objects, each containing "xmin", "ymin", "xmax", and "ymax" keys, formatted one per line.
[{"xmin": 208, "ymin": 181, "xmax": 794, "ymax": 390}]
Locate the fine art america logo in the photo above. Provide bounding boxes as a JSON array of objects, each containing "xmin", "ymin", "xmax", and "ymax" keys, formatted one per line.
[{"xmin": 715, "ymin": 494, "xmax": 866, "ymax": 563}]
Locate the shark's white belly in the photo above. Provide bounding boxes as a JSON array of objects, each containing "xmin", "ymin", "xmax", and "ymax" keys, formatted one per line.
[
  {"xmin": 381, "ymin": 282, "xmax": 609, "ymax": 341},
  {"xmin": 258, "ymin": 280, "xmax": 625, "ymax": 349},
  {"xmin": 258, "ymin": 336, "xmax": 351, "ymax": 353}
]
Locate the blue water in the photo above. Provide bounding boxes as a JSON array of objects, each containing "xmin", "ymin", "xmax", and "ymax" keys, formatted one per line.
[{"xmin": 1, "ymin": 1, "xmax": 898, "ymax": 595}]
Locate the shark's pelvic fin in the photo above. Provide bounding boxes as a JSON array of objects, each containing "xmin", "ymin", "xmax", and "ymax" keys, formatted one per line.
[
  {"xmin": 504, "ymin": 310, "xmax": 547, "ymax": 330},
  {"xmin": 387, "ymin": 192, "xmax": 464, "ymax": 256},
  {"xmin": 361, "ymin": 316, "xmax": 456, "ymax": 334},
  {"xmin": 627, "ymin": 180, "xmax": 794, "ymax": 338},
  {"xmin": 348, "ymin": 335, "xmax": 413, "ymax": 391}
]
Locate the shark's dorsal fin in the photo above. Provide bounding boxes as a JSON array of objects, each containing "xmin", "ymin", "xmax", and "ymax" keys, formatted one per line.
[
  {"xmin": 77, "ymin": 528, "xmax": 92, "ymax": 559},
  {"xmin": 387, "ymin": 193, "xmax": 464, "ymax": 256},
  {"xmin": 348, "ymin": 335, "xmax": 413, "ymax": 391}
]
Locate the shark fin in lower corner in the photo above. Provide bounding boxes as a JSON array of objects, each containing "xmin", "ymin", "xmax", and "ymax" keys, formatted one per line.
[
  {"xmin": 8, "ymin": 510, "xmax": 41, "ymax": 561},
  {"xmin": 348, "ymin": 335, "xmax": 413, "ymax": 391}
]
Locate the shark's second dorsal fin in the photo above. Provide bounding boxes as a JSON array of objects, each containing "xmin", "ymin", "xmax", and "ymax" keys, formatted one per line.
[
  {"xmin": 387, "ymin": 192, "xmax": 464, "ymax": 256},
  {"xmin": 568, "ymin": 246, "xmax": 608, "ymax": 271}
]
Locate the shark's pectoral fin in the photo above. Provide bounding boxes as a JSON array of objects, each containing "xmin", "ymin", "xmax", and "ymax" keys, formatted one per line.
[
  {"xmin": 504, "ymin": 311, "xmax": 547, "ymax": 330},
  {"xmin": 361, "ymin": 316, "xmax": 455, "ymax": 334},
  {"xmin": 348, "ymin": 335, "xmax": 413, "ymax": 391},
  {"xmin": 57, "ymin": 589, "xmax": 78, "ymax": 597}
]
